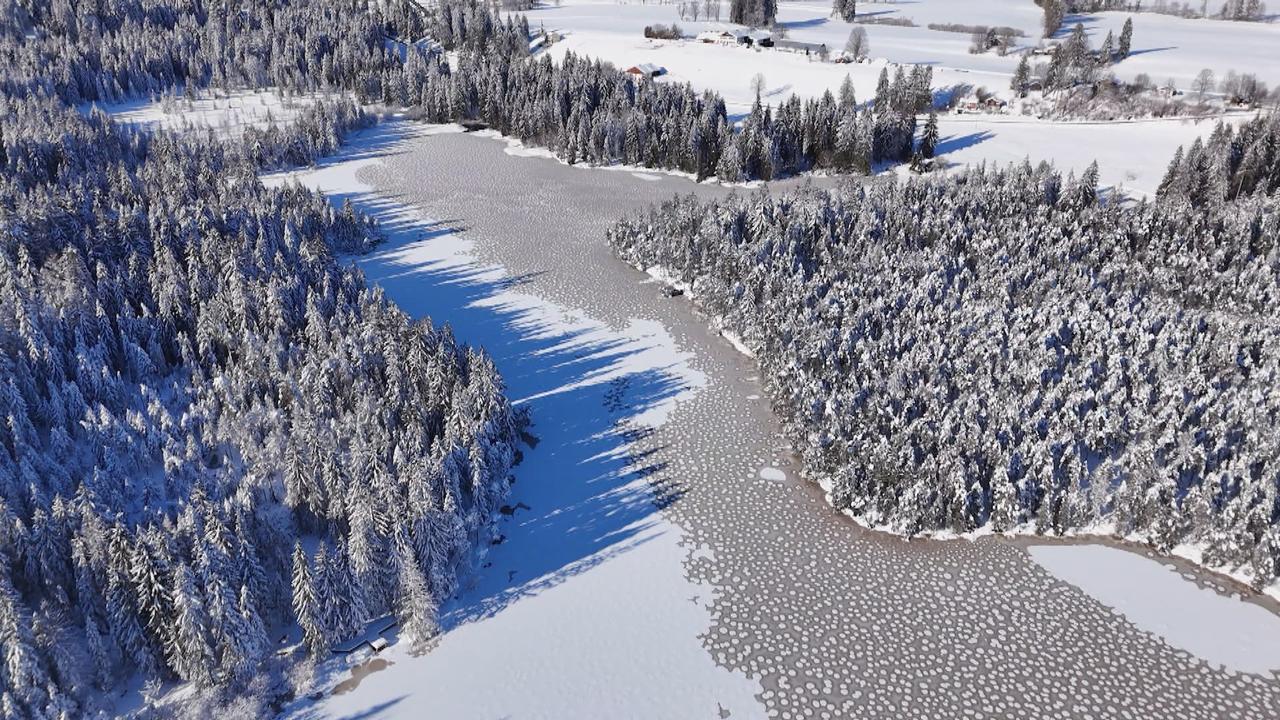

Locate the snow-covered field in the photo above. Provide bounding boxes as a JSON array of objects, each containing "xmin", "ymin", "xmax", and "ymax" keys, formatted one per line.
[
  {"xmin": 528, "ymin": 0, "xmax": 1280, "ymax": 88},
  {"xmin": 522, "ymin": 0, "xmax": 1262, "ymax": 197},
  {"xmin": 928, "ymin": 112, "xmax": 1249, "ymax": 196},
  {"xmin": 89, "ymin": 89, "xmax": 322, "ymax": 137},
  {"xmin": 1062, "ymin": 10, "xmax": 1280, "ymax": 89}
]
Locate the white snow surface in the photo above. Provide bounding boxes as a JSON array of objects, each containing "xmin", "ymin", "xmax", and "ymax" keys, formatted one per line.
[
  {"xmin": 524, "ymin": 0, "xmax": 1267, "ymax": 196},
  {"xmin": 263, "ymin": 120, "xmax": 765, "ymax": 719},
  {"xmin": 1060, "ymin": 10, "xmax": 1280, "ymax": 89},
  {"xmin": 758, "ymin": 467, "xmax": 786, "ymax": 482},
  {"xmin": 89, "ymin": 89, "xmax": 321, "ymax": 137},
  {"xmin": 1029, "ymin": 543, "xmax": 1280, "ymax": 676},
  {"xmin": 927, "ymin": 112, "xmax": 1251, "ymax": 196},
  {"xmin": 528, "ymin": 0, "xmax": 1280, "ymax": 90}
]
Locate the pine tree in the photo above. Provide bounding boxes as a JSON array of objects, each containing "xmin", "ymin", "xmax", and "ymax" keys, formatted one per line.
[
  {"xmin": 394, "ymin": 536, "xmax": 440, "ymax": 647},
  {"xmin": 833, "ymin": 0, "xmax": 858, "ymax": 23},
  {"xmin": 1012, "ymin": 54, "xmax": 1031, "ymax": 95},
  {"xmin": 291, "ymin": 544, "xmax": 325, "ymax": 655},
  {"xmin": 168, "ymin": 563, "xmax": 216, "ymax": 687},
  {"xmin": 838, "ymin": 75, "xmax": 856, "ymax": 110},
  {"xmin": 1042, "ymin": 0, "xmax": 1065, "ymax": 37},
  {"xmin": 1118, "ymin": 17, "xmax": 1134, "ymax": 59},
  {"xmin": 920, "ymin": 111, "xmax": 939, "ymax": 159},
  {"xmin": 0, "ymin": 563, "xmax": 51, "ymax": 711},
  {"xmin": 874, "ymin": 68, "xmax": 890, "ymax": 110},
  {"xmin": 1099, "ymin": 31, "xmax": 1115, "ymax": 65}
]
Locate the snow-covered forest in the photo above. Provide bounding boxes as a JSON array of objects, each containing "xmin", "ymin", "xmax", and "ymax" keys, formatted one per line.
[
  {"xmin": 413, "ymin": 3, "xmax": 933, "ymax": 180},
  {"xmin": 422, "ymin": 51, "xmax": 932, "ymax": 180},
  {"xmin": 5, "ymin": 0, "xmax": 934, "ymax": 183},
  {"xmin": 0, "ymin": 1, "xmax": 529, "ymax": 716},
  {"xmin": 609, "ymin": 113, "xmax": 1280, "ymax": 588}
]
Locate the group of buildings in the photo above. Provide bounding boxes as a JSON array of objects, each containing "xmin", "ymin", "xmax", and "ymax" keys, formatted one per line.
[
  {"xmin": 625, "ymin": 27, "xmax": 833, "ymax": 82},
  {"xmin": 693, "ymin": 27, "xmax": 830, "ymax": 58}
]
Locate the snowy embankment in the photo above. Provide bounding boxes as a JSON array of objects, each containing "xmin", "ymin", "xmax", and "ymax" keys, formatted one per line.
[
  {"xmin": 476, "ymin": 128, "xmax": 757, "ymax": 187},
  {"xmin": 262, "ymin": 119, "xmax": 765, "ymax": 719}
]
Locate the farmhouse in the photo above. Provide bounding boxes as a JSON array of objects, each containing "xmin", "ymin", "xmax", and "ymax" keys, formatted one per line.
[
  {"xmin": 697, "ymin": 29, "xmax": 753, "ymax": 46},
  {"xmin": 746, "ymin": 29, "xmax": 773, "ymax": 47},
  {"xmin": 958, "ymin": 96, "xmax": 1009, "ymax": 113},
  {"xmin": 625, "ymin": 63, "xmax": 666, "ymax": 79},
  {"xmin": 774, "ymin": 39, "xmax": 828, "ymax": 58}
]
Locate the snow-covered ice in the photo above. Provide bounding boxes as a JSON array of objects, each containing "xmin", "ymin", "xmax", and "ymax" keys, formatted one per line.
[
  {"xmin": 1030, "ymin": 543, "xmax": 1280, "ymax": 676},
  {"xmin": 758, "ymin": 467, "xmax": 786, "ymax": 482},
  {"xmin": 314, "ymin": 524, "xmax": 761, "ymax": 720},
  {"xmin": 254, "ymin": 117, "xmax": 1280, "ymax": 719},
  {"xmin": 265, "ymin": 120, "xmax": 765, "ymax": 719}
]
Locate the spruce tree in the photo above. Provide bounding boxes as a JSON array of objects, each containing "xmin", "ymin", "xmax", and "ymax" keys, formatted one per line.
[
  {"xmin": 1099, "ymin": 31, "xmax": 1115, "ymax": 65},
  {"xmin": 920, "ymin": 111, "xmax": 939, "ymax": 159},
  {"xmin": 834, "ymin": 0, "xmax": 857, "ymax": 23},
  {"xmin": 1118, "ymin": 17, "xmax": 1134, "ymax": 59},
  {"xmin": 1012, "ymin": 54, "xmax": 1031, "ymax": 95},
  {"xmin": 291, "ymin": 544, "xmax": 325, "ymax": 656}
]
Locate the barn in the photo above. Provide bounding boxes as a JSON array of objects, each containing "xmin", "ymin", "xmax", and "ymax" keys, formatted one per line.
[{"xmin": 625, "ymin": 63, "xmax": 666, "ymax": 79}]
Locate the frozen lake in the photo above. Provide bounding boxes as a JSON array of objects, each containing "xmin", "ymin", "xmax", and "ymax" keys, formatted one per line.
[
  {"xmin": 264, "ymin": 120, "xmax": 1280, "ymax": 719},
  {"xmin": 1031, "ymin": 543, "xmax": 1280, "ymax": 676}
]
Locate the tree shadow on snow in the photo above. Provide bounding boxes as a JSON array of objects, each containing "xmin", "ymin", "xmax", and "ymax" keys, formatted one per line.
[
  {"xmin": 777, "ymin": 16, "xmax": 830, "ymax": 30},
  {"xmin": 295, "ymin": 120, "xmax": 699, "ymax": 636},
  {"xmin": 934, "ymin": 130, "xmax": 995, "ymax": 156},
  {"xmin": 335, "ymin": 698, "xmax": 407, "ymax": 720},
  {"xmin": 1054, "ymin": 13, "xmax": 1103, "ymax": 38},
  {"xmin": 1125, "ymin": 45, "xmax": 1176, "ymax": 58}
]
